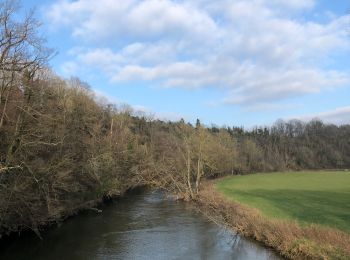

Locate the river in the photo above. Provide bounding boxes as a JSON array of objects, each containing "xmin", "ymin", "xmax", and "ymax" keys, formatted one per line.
[{"xmin": 0, "ymin": 189, "xmax": 282, "ymax": 259}]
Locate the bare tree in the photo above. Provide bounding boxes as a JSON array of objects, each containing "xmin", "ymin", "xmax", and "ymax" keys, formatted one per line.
[{"xmin": 0, "ymin": 0, "xmax": 53, "ymax": 129}]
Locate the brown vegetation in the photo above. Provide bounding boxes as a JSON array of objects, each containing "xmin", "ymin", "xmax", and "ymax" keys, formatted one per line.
[
  {"xmin": 1, "ymin": 0, "xmax": 350, "ymax": 247},
  {"xmin": 196, "ymin": 182, "xmax": 350, "ymax": 259}
]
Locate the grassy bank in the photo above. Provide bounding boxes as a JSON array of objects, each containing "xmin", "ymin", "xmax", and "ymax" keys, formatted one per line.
[
  {"xmin": 197, "ymin": 180, "xmax": 350, "ymax": 259},
  {"xmin": 216, "ymin": 171, "xmax": 350, "ymax": 233}
]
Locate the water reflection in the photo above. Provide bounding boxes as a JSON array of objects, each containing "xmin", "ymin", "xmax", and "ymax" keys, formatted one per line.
[{"xmin": 0, "ymin": 190, "xmax": 282, "ymax": 260}]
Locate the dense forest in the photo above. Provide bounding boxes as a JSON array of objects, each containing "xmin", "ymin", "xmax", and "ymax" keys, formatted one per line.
[{"xmin": 1, "ymin": 0, "xmax": 350, "ymax": 237}]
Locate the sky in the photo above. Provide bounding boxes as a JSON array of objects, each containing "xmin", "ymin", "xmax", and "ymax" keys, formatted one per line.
[{"xmin": 21, "ymin": 0, "xmax": 350, "ymax": 127}]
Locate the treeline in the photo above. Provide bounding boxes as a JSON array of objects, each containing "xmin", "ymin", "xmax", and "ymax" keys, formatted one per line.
[
  {"xmin": 238, "ymin": 120, "xmax": 350, "ymax": 171},
  {"xmin": 1, "ymin": 0, "xmax": 350, "ymax": 237},
  {"xmin": 4, "ymin": 71, "xmax": 349, "ymax": 236}
]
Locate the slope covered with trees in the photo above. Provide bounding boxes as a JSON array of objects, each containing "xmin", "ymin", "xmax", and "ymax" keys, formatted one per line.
[{"xmin": 1, "ymin": 0, "xmax": 350, "ymax": 237}]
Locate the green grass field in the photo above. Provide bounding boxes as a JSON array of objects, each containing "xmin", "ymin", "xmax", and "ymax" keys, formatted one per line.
[{"xmin": 216, "ymin": 171, "xmax": 350, "ymax": 233}]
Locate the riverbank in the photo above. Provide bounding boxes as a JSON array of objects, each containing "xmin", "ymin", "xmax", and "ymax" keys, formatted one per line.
[{"xmin": 196, "ymin": 182, "xmax": 350, "ymax": 260}]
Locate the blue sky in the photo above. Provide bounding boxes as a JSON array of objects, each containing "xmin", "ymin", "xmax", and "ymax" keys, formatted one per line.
[{"xmin": 22, "ymin": 0, "xmax": 350, "ymax": 127}]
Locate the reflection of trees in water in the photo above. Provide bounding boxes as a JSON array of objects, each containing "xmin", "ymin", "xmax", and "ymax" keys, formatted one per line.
[{"xmin": 0, "ymin": 190, "xmax": 281, "ymax": 259}]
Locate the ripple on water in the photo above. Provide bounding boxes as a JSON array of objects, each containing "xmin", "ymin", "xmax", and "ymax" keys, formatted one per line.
[{"xmin": 0, "ymin": 190, "xmax": 282, "ymax": 260}]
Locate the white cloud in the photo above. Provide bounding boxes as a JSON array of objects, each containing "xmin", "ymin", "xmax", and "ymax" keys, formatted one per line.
[
  {"xmin": 46, "ymin": 0, "xmax": 219, "ymax": 43},
  {"xmin": 46, "ymin": 0, "xmax": 350, "ymax": 108},
  {"xmin": 292, "ymin": 106, "xmax": 350, "ymax": 125},
  {"xmin": 224, "ymin": 68, "xmax": 348, "ymax": 105}
]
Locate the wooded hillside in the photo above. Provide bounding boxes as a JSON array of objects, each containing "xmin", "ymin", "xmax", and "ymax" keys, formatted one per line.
[{"xmin": 1, "ymin": 0, "xmax": 350, "ymax": 237}]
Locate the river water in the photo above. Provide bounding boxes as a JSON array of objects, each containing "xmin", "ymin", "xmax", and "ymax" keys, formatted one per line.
[{"xmin": 0, "ymin": 190, "xmax": 282, "ymax": 260}]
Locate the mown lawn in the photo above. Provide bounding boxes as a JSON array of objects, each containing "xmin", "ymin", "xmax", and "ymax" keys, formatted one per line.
[{"xmin": 215, "ymin": 171, "xmax": 350, "ymax": 233}]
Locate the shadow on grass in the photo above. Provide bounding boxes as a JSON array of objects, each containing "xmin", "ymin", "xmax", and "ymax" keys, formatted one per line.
[{"xmin": 230, "ymin": 189, "xmax": 350, "ymax": 233}]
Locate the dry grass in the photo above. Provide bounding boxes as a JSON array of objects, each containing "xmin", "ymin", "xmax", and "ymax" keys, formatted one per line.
[{"xmin": 196, "ymin": 182, "xmax": 350, "ymax": 260}]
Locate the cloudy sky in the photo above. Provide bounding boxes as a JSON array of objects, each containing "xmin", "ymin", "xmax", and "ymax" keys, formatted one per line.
[{"xmin": 23, "ymin": 0, "xmax": 350, "ymax": 126}]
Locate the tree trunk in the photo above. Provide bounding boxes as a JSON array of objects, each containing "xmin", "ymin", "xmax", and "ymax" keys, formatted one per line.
[{"xmin": 186, "ymin": 146, "xmax": 194, "ymax": 198}]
